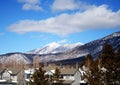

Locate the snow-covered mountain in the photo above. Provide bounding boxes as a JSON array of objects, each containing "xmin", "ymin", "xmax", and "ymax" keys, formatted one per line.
[
  {"xmin": 103, "ymin": 32, "xmax": 120, "ymax": 40},
  {"xmin": 0, "ymin": 53, "xmax": 31, "ymax": 64},
  {"xmin": 26, "ymin": 42, "xmax": 83, "ymax": 54},
  {"xmin": 39, "ymin": 31, "xmax": 120, "ymax": 62},
  {"xmin": 0, "ymin": 31, "xmax": 120, "ymax": 64},
  {"xmin": 73, "ymin": 31, "xmax": 120, "ymax": 58}
]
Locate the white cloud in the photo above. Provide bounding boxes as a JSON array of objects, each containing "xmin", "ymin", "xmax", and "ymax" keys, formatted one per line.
[
  {"xmin": 8, "ymin": 5, "xmax": 120, "ymax": 36},
  {"xmin": 52, "ymin": 0, "xmax": 80, "ymax": 12},
  {"xmin": 18, "ymin": 0, "xmax": 42, "ymax": 11},
  {"xmin": 57, "ymin": 39, "xmax": 68, "ymax": 44}
]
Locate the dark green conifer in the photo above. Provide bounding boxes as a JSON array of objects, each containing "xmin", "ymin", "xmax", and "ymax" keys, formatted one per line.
[
  {"xmin": 30, "ymin": 67, "xmax": 48, "ymax": 85},
  {"xmin": 99, "ymin": 44, "xmax": 116, "ymax": 84},
  {"xmin": 52, "ymin": 67, "xmax": 63, "ymax": 85},
  {"xmin": 101, "ymin": 43, "xmax": 115, "ymax": 61},
  {"xmin": 84, "ymin": 44, "xmax": 117, "ymax": 85},
  {"xmin": 114, "ymin": 48, "xmax": 120, "ymax": 83}
]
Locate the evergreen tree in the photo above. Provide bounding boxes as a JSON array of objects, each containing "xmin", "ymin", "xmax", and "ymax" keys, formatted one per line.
[
  {"xmin": 84, "ymin": 44, "xmax": 117, "ymax": 85},
  {"xmin": 116, "ymin": 48, "xmax": 120, "ymax": 62},
  {"xmin": 84, "ymin": 58, "xmax": 103, "ymax": 85},
  {"xmin": 83, "ymin": 54, "xmax": 100, "ymax": 85},
  {"xmin": 30, "ymin": 67, "xmax": 48, "ymax": 85},
  {"xmin": 114, "ymin": 48, "xmax": 120, "ymax": 83},
  {"xmin": 52, "ymin": 67, "xmax": 63, "ymax": 85},
  {"xmin": 100, "ymin": 44, "xmax": 115, "ymax": 61},
  {"xmin": 83, "ymin": 44, "xmax": 120, "ymax": 85},
  {"xmin": 99, "ymin": 44, "xmax": 116, "ymax": 84}
]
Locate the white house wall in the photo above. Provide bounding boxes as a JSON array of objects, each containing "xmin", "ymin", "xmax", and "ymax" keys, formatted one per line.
[
  {"xmin": 2, "ymin": 70, "xmax": 11, "ymax": 80},
  {"xmin": 11, "ymin": 76, "xmax": 17, "ymax": 81},
  {"xmin": 75, "ymin": 71, "xmax": 81, "ymax": 82},
  {"xmin": 63, "ymin": 75, "xmax": 75, "ymax": 80},
  {"xmin": 72, "ymin": 70, "xmax": 82, "ymax": 85}
]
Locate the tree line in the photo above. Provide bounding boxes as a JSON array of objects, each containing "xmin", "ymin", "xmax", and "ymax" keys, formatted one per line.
[{"xmin": 83, "ymin": 43, "xmax": 120, "ymax": 85}]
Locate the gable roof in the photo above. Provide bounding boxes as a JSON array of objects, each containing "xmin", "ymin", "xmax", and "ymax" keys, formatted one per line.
[
  {"xmin": 0, "ymin": 68, "xmax": 21, "ymax": 76},
  {"xmin": 43, "ymin": 66, "xmax": 60, "ymax": 72},
  {"xmin": 43, "ymin": 66, "xmax": 77, "ymax": 75},
  {"xmin": 0, "ymin": 68, "xmax": 7, "ymax": 74},
  {"xmin": 60, "ymin": 68, "xmax": 77, "ymax": 75},
  {"xmin": 9, "ymin": 68, "xmax": 21, "ymax": 76}
]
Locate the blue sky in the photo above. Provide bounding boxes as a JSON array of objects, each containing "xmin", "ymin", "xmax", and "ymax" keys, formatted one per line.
[{"xmin": 0, "ymin": 0, "xmax": 120, "ymax": 54}]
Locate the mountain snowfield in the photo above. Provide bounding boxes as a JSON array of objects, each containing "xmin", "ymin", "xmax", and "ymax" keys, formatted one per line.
[
  {"xmin": 0, "ymin": 31, "xmax": 120, "ymax": 64},
  {"xmin": 102, "ymin": 32, "xmax": 120, "ymax": 40},
  {"xmin": 0, "ymin": 53, "xmax": 31, "ymax": 64},
  {"xmin": 26, "ymin": 42, "xmax": 83, "ymax": 54}
]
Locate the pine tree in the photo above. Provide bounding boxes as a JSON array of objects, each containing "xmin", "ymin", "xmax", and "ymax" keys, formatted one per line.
[
  {"xmin": 116, "ymin": 48, "xmax": 120, "ymax": 63},
  {"xmin": 84, "ymin": 58, "xmax": 103, "ymax": 85},
  {"xmin": 99, "ymin": 44, "xmax": 116, "ymax": 84},
  {"xmin": 99, "ymin": 44, "xmax": 115, "ymax": 71},
  {"xmin": 100, "ymin": 44, "xmax": 115, "ymax": 61},
  {"xmin": 114, "ymin": 48, "xmax": 120, "ymax": 83},
  {"xmin": 30, "ymin": 67, "xmax": 48, "ymax": 85},
  {"xmin": 84, "ymin": 44, "xmax": 120, "ymax": 85},
  {"xmin": 52, "ymin": 67, "xmax": 63, "ymax": 85},
  {"xmin": 83, "ymin": 54, "xmax": 100, "ymax": 85}
]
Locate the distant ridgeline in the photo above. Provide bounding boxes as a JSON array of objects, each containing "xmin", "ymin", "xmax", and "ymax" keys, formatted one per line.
[{"xmin": 0, "ymin": 31, "xmax": 120, "ymax": 66}]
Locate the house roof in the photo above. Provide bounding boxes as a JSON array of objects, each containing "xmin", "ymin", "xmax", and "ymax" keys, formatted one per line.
[
  {"xmin": 8, "ymin": 68, "xmax": 21, "ymax": 76},
  {"xmin": 0, "ymin": 68, "xmax": 7, "ymax": 75},
  {"xmin": 60, "ymin": 68, "xmax": 77, "ymax": 75},
  {"xmin": 0, "ymin": 68, "xmax": 21, "ymax": 76},
  {"xmin": 43, "ymin": 66, "xmax": 60, "ymax": 72},
  {"xmin": 24, "ymin": 66, "xmax": 77, "ymax": 76},
  {"xmin": 43, "ymin": 66, "xmax": 77, "ymax": 75}
]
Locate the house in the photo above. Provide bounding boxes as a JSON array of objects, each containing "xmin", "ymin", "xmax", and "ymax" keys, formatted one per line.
[
  {"xmin": 24, "ymin": 68, "xmax": 35, "ymax": 85},
  {"xmin": 72, "ymin": 68, "xmax": 87, "ymax": 85},
  {"xmin": 0, "ymin": 68, "xmax": 21, "ymax": 84},
  {"xmin": 60, "ymin": 68, "xmax": 76, "ymax": 80},
  {"xmin": 24, "ymin": 66, "xmax": 87, "ymax": 85},
  {"xmin": 43, "ymin": 66, "xmax": 76, "ymax": 85},
  {"xmin": 44, "ymin": 66, "xmax": 84, "ymax": 85}
]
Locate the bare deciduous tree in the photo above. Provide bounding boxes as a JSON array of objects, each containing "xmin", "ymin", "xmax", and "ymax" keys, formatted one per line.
[{"xmin": 33, "ymin": 56, "xmax": 40, "ymax": 68}]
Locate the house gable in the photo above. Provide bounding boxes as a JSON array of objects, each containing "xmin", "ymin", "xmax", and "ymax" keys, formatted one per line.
[
  {"xmin": 1, "ymin": 69, "xmax": 11, "ymax": 80},
  {"xmin": 0, "ymin": 68, "xmax": 21, "ymax": 84}
]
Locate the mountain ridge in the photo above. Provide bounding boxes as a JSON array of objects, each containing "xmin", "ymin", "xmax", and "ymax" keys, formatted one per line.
[
  {"xmin": 26, "ymin": 42, "xmax": 83, "ymax": 54},
  {"xmin": 0, "ymin": 31, "xmax": 120, "ymax": 64}
]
